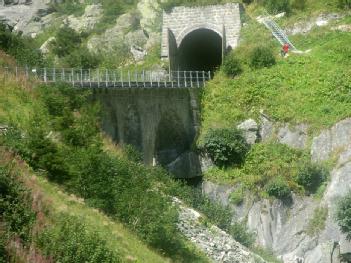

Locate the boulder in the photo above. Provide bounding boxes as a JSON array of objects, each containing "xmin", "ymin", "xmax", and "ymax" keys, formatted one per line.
[
  {"xmin": 130, "ymin": 45, "xmax": 147, "ymax": 62},
  {"xmin": 65, "ymin": 4, "xmax": 102, "ymax": 33},
  {"xmin": 167, "ymin": 151, "xmax": 201, "ymax": 179},
  {"xmin": 277, "ymin": 123, "xmax": 308, "ymax": 149},
  {"xmin": 259, "ymin": 113, "xmax": 274, "ymax": 141},
  {"xmin": 311, "ymin": 118, "xmax": 351, "ymax": 162},
  {"xmin": 137, "ymin": 0, "xmax": 163, "ymax": 35},
  {"xmin": 39, "ymin": 36, "xmax": 55, "ymax": 54},
  {"xmin": 237, "ymin": 119, "xmax": 258, "ymax": 145}
]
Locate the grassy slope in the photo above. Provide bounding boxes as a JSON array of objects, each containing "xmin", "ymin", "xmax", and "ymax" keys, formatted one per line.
[
  {"xmin": 201, "ymin": 3, "xmax": 351, "ymax": 137},
  {"xmin": 0, "ymin": 149, "xmax": 168, "ymax": 263},
  {"xmin": 200, "ymin": 2, "xmax": 351, "ymax": 187},
  {"xmin": 0, "ymin": 63, "xmax": 169, "ymax": 263}
]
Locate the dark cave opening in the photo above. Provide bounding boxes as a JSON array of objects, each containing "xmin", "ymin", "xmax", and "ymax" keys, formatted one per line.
[{"xmin": 178, "ymin": 28, "xmax": 222, "ymax": 72}]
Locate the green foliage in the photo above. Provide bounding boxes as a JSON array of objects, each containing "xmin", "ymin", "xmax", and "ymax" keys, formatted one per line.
[
  {"xmin": 228, "ymin": 222, "xmax": 255, "ymax": 248},
  {"xmin": 292, "ymin": 0, "xmax": 306, "ymax": 10},
  {"xmin": 222, "ymin": 52, "xmax": 243, "ymax": 78},
  {"xmin": 249, "ymin": 46, "xmax": 276, "ymax": 69},
  {"xmin": 265, "ymin": 177, "xmax": 291, "ymax": 201},
  {"xmin": 295, "ymin": 163, "xmax": 328, "ymax": 194},
  {"xmin": 201, "ymin": 128, "xmax": 249, "ymax": 167},
  {"xmin": 122, "ymin": 144, "xmax": 143, "ymax": 163},
  {"xmin": 64, "ymin": 47, "xmax": 100, "ymax": 69},
  {"xmin": 242, "ymin": 143, "xmax": 304, "ymax": 190},
  {"xmin": 263, "ymin": 0, "xmax": 291, "ymax": 14},
  {"xmin": 37, "ymin": 214, "xmax": 121, "ymax": 263},
  {"xmin": 52, "ymin": 26, "xmax": 82, "ymax": 58},
  {"xmin": 230, "ymin": 187, "xmax": 245, "ymax": 205},
  {"xmin": 161, "ymin": 0, "xmax": 234, "ymax": 12},
  {"xmin": 0, "ymin": 22, "xmax": 45, "ymax": 66},
  {"xmin": 306, "ymin": 206, "xmax": 328, "ymax": 236},
  {"xmin": 0, "ymin": 166, "xmax": 35, "ymax": 243},
  {"xmin": 338, "ymin": 0, "xmax": 351, "ymax": 9},
  {"xmin": 337, "ymin": 192, "xmax": 351, "ymax": 240},
  {"xmin": 0, "ymin": 233, "xmax": 7, "ymax": 263}
]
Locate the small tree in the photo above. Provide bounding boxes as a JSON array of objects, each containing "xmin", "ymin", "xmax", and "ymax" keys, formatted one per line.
[
  {"xmin": 337, "ymin": 192, "xmax": 351, "ymax": 240},
  {"xmin": 264, "ymin": 0, "xmax": 291, "ymax": 14},
  {"xmin": 222, "ymin": 52, "xmax": 243, "ymax": 78},
  {"xmin": 52, "ymin": 26, "xmax": 81, "ymax": 58},
  {"xmin": 338, "ymin": 0, "xmax": 351, "ymax": 9},
  {"xmin": 249, "ymin": 46, "xmax": 276, "ymax": 69},
  {"xmin": 201, "ymin": 128, "xmax": 249, "ymax": 167}
]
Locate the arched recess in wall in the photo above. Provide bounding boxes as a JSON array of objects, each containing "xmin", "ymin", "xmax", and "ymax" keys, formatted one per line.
[
  {"xmin": 155, "ymin": 113, "xmax": 189, "ymax": 167},
  {"xmin": 176, "ymin": 25, "xmax": 223, "ymax": 72}
]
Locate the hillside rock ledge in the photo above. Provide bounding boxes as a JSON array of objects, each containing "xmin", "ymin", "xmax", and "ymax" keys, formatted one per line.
[{"xmin": 174, "ymin": 197, "xmax": 266, "ymax": 263}]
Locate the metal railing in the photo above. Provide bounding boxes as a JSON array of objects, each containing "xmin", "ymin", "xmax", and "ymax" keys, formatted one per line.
[{"xmin": 0, "ymin": 66, "xmax": 212, "ymax": 89}]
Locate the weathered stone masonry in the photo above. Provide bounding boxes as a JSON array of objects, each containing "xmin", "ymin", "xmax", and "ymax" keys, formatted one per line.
[{"xmin": 161, "ymin": 3, "xmax": 241, "ymax": 62}]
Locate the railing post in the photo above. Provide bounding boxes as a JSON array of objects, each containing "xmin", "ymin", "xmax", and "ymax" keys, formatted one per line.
[
  {"xmin": 89, "ymin": 69, "xmax": 91, "ymax": 88},
  {"xmin": 202, "ymin": 71, "xmax": 205, "ymax": 87},
  {"xmin": 135, "ymin": 70, "xmax": 138, "ymax": 88},
  {"xmin": 121, "ymin": 70, "xmax": 124, "ymax": 88},
  {"xmin": 208, "ymin": 71, "xmax": 211, "ymax": 81},
  {"xmin": 196, "ymin": 71, "xmax": 199, "ymax": 88},
  {"xmin": 157, "ymin": 73, "xmax": 160, "ymax": 88},
  {"xmin": 71, "ymin": 68, "xmax": 74, "ymax": 87},
  {"xmin": 177, "ymin": 71, "xmax": 180, "ymax": 88},
  {"xmin": 113, "ymin": 71, "xmax": 116, "ymax": 88},
  {"xmin": 105, "ymin": 69, "xmax": 108, "ymax": 88},
  {"xmin": 171, "ymin": 72, "xmax": 174, "ymax": 88},
  {"xmin": 97, "ymin": 69, "xmax": 100, "ymax": 88},
  {"xmin": 184, "ymin": 71, "xmax": 187, "ymax": 88},
  {"xmin": 62, "ymin": 68, "xmax": 65, "ymax": 81},
  {"xmin": 143, "ymin": 70, "xmax": 145, "ymax": 88},
  {"xmin": 53, "ymin": 68, "xmax": 56, "ymax": 82},
  {"xmin": 79, "ymin": 69, "xmax": 82, "ymax": 87},
  {"xmin": 43, "ymin": 68, "xmax": 47, "ymax": 83},
  {"xmin": 190, "ymin": 71, "xmax": 193, "ymax": 88},
  {"xmin": 150, "ymin": 71, "xmax": 153, "ymax": 87},
  {"xmin": 128, "ymin": 70, "xmax": 131, "ymax": 88}
]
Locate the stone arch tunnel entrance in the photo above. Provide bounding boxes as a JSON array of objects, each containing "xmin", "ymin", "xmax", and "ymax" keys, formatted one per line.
[{"xmin": 178, "ymin": 29, "xmax": 222, "ymax": 72}]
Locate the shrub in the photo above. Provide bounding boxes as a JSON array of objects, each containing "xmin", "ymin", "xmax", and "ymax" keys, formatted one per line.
[
  {"xmin": 292, "ymin": 0, "xmax": 306, "ymax": 10},
  {"xmin": 222, "ymin": 52, "xmax": 242, "ymax": 77},
  {"xmin": 337, "ymin": 192, "xmax": 351, "ymax": 240},
  {"xmin": 201, "ymin": 128, "xmax": 249, "ymax": 167},
  {"xmin": 36, "ymin": 214, "xmax": 121, "ymax": 263},
  {"xmin": 0, "ymin": 166, "xmax": 35, "ymax": 243},
  {"xmin": 338, "ymin": 0, "xmax": 351, "ymax": 9},
  {"xmin": 122, "ymin": 144, "xmax": 143, "ymax": 163},
  {"xmin": 230, "ymin": 187, "xmax": 245, "ymax": 205},
  {"xmin": 306, "ymin": 207, "xmax": 328, "ymax": 236},
  {"xmin": 295, "ymin": 163, "xmax": 328, "ymax": 194},
  {"xmin": 229, "ymin": 222, "xmax": 255, "ymax": 248},
  {"xmin": 263, "ymin": 0, "xmax": 291, "ymax": 14},
  {"xmin": 249, "ymin": 46, "xmax": 276, "ymax": 69},
  {"xmin": 265, "ymin": 178, "xmax": 291, "ymax": 200},
  {"xmin": 64, "ymin": 47, "xmax": 100, "ymax": 69},
  {"xmin": 52, "ymin": 26, "xmax": 82, "ymax": 58}
]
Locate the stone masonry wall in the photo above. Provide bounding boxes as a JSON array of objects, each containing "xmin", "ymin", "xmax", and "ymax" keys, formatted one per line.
[{"xmin": 161, "ymin": 3, "xmax": 241, "ymax": 58}]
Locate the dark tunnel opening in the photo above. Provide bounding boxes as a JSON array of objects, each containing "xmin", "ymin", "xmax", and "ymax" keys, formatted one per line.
[{"xmin": 178, "ymin": 28, "xmax": 222, "ymax": 72}]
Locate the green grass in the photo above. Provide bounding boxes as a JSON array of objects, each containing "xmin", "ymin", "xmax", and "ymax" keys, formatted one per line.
[
  {"xmin": 34, "ymin": 175, "xmax": 169, "ymax": 263},
  {"xmin": 306, "ymin": 206, "xmax": 328, "ymax": 236}
]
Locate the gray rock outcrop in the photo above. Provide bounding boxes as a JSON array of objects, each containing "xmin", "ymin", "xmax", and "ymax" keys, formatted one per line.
[
  {"xmin": 64, "ymin": 4, "xmax": 102, "ymax": 33},
  {"xmin": 277, "ymin": 123, "xmax": 308, "ymax": 149},
  {"xmin": 167, "ymin": 151, "xmax": 201, "ymax": 179},
  {"xmin": 311, "ymin": 118, "xmax": 351, "ymax": 162},
  {"xmin": 237, "ymin": 119, "xmax": 258, "ymax": 145},
  {"xmin": 174, "ymin": 197, "xmax": 267, "ymax": 263}
]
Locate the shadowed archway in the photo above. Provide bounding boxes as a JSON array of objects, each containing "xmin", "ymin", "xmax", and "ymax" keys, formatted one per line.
[{"xmin": 178, "ymin": 28, "xmax": 222, "ymax": 72}]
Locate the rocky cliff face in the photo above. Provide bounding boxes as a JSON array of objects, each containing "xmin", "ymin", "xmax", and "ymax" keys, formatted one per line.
[{"xmin": 203, "ymin": 118, "xmax": 351, "ymax": 263}]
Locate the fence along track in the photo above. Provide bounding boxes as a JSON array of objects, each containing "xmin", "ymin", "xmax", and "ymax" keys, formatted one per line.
[{"xmin": 1, "ymin": 67, "xmax": 212, "ymax": 89}]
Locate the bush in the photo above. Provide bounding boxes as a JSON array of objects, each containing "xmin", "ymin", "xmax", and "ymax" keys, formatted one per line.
[
  {"xmin": 201, "ymin": 128, "xmax": 249, "ymax": 167},
  {"xmin": 36, "ymin": 214, "xmax": 121, "ymax": 263},
  {"xmin": 52, "ymin": 26, "xmax": 82, "ymax": 58},
  {"xmin": 222, "ymin": 53, "xmax": 242, "ymax": 77},
  {"xmin": 230, "ymin": 187, "xmax": 245, "ymax": 205},
  {"xmin": 64, "ymin": 47, "xmax": 100, "ymax": 69},
  {"xmin": 249, "ymin": 46, "xmax": 276, "ymax": 69},
  {"xmin": 265, "ymin": 178, "xmax": 291, "ymax": 200},
  {"xmin": 337, "ymin": 192, "xmax": 351, "ymax": 240},
  {"xmin": 295, "ymin": 163, "xmax": 328, "ymax": 194},
  {"xmin": 0, "ymin": 22, "xmax": 45, "ymax": 66},
  {"xmin": 263, "ymin": 0, "xmax": 291, "ymax": 14},
  {"xmin": 292, "ymin": 0, "xmax": 306, "ymax": 10},
  {"xmin": 338, "ymin": 0, "xmax": 351, "ymax": 9},
  {"xmin": 229, "ymin": 222, "xmax": 255, "ymax": 248},
  {"xmin": 0, "ymin": 166, "xmax": 35, "ymax": 243}
]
